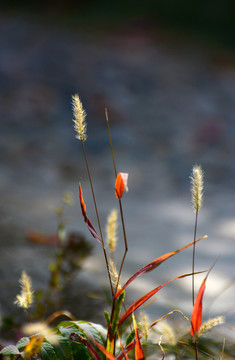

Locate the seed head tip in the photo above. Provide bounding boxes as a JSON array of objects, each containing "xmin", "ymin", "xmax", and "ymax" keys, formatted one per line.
[
  {"xmin": 72, "ymin": 94, "xmax": 87, "ymax": 142},
  {"xmin": 190, "ymin": 164, "xmax": 204, "ymax": 212}
]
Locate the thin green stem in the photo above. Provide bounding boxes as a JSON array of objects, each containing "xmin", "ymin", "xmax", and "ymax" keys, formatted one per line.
[{"xmin": 81, "ymin": 141, "xmax": 114, "ymax": 296}]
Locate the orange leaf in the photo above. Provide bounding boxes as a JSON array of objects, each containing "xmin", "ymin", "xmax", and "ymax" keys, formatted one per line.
[
  {"xmin": 114, "ymin": 235, "xmax": 207, "ymax": 299},
  {"xmin": 132, "ymin": 314, "xmax": 145, "ymax": 360},
  {"xmin": 191, "ymin": 279, "xmax": 205, "ymax": 336},
  {"xmin": 79, "ymin": 183, "xmax": 87, "ymax": 215},
  {"xmin": 79, "ymin": 183, "xmax": 102, "ymax": 245},
  {"xmin": 115, "ymin": 173, "xmax": 128, "ymax": 199},
  {"xmin": 116, "ymin": 341, "xmax": 135, "ymax": 360},
  {"xmin": 118, "ymin": 272, "xmax": 196, "ymax": 327},
  {"xmin": 190, "ymin": 262, "xmax": 215, "ymax": 336},
  {"xmin": 118, "ymin": 336, "xmax": 130, "ymax": 360},
  {"xmin": 92, "ymin": 340, "xmax": 117, "ymax": 360},
  {"xmin": 93, "ymin": 338, "xmax": 131, "ymax": 360},
  {"xmin": 24, "ymin": 335, "xmax": 44, "ymax": 359}
]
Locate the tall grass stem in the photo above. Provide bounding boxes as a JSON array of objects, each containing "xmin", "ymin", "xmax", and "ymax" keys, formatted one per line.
[
  {"xmin": 192, "ymin": 211, "xmax": 198, "ymax": 305},
  {"xmin": 81, "ymin": 141, "xmax": 114, "ymax": 296},
  {"xmin": 105, "ymin": 109, "xmax": 128, "ymax": 291}
]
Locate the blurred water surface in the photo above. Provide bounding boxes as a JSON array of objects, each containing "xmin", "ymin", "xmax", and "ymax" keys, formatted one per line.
[{"xmin": 0, "ymin": 13, "xmax": 235, "ymax": 328}]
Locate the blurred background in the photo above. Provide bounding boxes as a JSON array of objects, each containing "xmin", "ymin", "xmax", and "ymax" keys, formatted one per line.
[{"xmin": 0, "ymin": 0, "xmax": 235, "ymax": 333}]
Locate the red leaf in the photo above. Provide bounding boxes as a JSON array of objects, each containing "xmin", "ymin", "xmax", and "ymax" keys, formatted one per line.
[
  {"xmin": 118, "ymin": 273, "xmax": 194, "ymax": 327},
  {"xmin": 92, "ymin": 340, "xmax": 117, "ymax": 360},
  {"xmin": 191, "ymin": 262, "xmax": 215, "ymax": 336},
  {"xmin": 93, "ymin": 338, "xmax": 131, "ymax": 360},
  {"xmin": 114, "ymin": 235, "xmax": 207, "ymax": 299},
  {"xmin": 119, "ymin": 337, "xmax": 130, "ymax": 360},
  {"xmin": 115, "ymin": 173, "xmax": 128, "ymax": 199},
  {"xmin": 73, "ymin": 335, "xmax": 102, "ymax": 360},
  {"xmin": 116, "ymin": 341, "xmax": 135, "ymax": 360},
  {"xmin": 190, "ymin": 272, "xmax": 211, "ymax": 336},
  {"xmin": 79, "ymin": 183, "xmax": 102, "ymax": 245},
  {"xmin": 133, "ymin": 314, "xmax": 145, "ymax": 360},
  {"xmin": 191, "ymin": 279, "xmax": 205, "ymax": 336}
]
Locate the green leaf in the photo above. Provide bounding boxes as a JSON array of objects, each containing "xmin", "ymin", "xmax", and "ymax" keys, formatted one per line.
[
  {"xmin": 16, "ymin": 337, "xmax": 30, "ymax": 351},
  {"xmin": 70, "ymin": 342, "xmax": 90, "ymax": 360},
  {"xmin": 125, "ymin": 329, "xmax": 135, "ymax": 347},
  {"xmin": 0, "ymin": 345, "xmax": 20, "ymax": 356},
  {"xmin": 40, "ymin": 342, "xmax": 58, "ymax": 360},
  {"xmin": 112, "ymin": 291, "xmax": 125, "ymax": 335},
  {"xmin": 72, "ymin": 321, "xmax": 107, "ymax": 345},
  {"xmin": 58, "ymin": 321, "xmax": 106, "ymax": 346},
  {"xmin": 58, "ymin": 325, "xmax": 83, "ymax": 339},
  {"xmin": 104, "ymin": 310, "xmax": 110, "ymax": 328},
  {"xmin": 52, "ymin": 336, "xmax": 73, "ymax": 360},
  {"xmin": 57, "ymin": 320, "xmax": 74, "ymax": 328}
]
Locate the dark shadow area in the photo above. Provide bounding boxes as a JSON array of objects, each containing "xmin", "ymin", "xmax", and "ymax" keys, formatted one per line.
[{"xmin": 1, "ymin": 0, "xmax": 235, "ymax": 50}]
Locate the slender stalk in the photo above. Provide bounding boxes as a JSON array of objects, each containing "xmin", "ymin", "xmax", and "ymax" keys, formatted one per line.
[
  {"xmin": 116, "ymin": 201, "xmax": 128, "ymax": 292},
  {"xmin": 190, "ymin": 165, "xmax": 203, "ymax": 360},
  {"xmin": 192, "ymin": 211, "xmax": 199, "ymax": 360},
  {"xmin": 105, "ymin": 108, "xmax": 128, "ymax": 290},
  {"xmin": 81, "ymin": 141, "xmax": 114, "ymax": 296},
  {"xmin": 106, "ymin": 108, "xmax": 117, "ymax": 177},
  {"xmin": 192, "ymin": 211, "xmax": 198, "ymax": 305},
  {"xmin": 105, "ymin": 108, "xmax": 130, "ymax": 354},
  {"xmin": 195, "ymin": 342, "xmax": 199, "ymax": 360},
  {"xmin": 26, "ymin": 309, "xmax": 31, "ymax": 323}
]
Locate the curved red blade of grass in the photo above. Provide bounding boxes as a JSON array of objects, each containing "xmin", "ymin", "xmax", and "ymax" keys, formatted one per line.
[
  {"xmin": 118, "ymin": 336, "xmax": 130, "ymax": 360},
  {"xmin": 116, "ymin": 341, "xmax": 135, "ymax": 360},
  {"xmin": 114, "ymin": 235, "xmax": 207, "ymax": 299},
  {"xmin": 132, "ymin": 314, "xmax": 145, "ymax": 360},
  {"xmin": 79, "ymin": 183, "xmax": 102, "ymax": 245},
  {"xmin": 191, "ymin": 263, "xmax": 214, "ymax": 336},
  {"xmin": 190, "ymin": 278, "xmax": 206, "ymax": 336},
  {"xmin": 93, "ymin": 338, "xmax": 131, "ymax": 360},
  {"xmin": 92, "ymin": 340, "xmax": 117, "ymax": 360},
  {"xmin": 115, "ymin": 173, "xmax": 128, "ymax": 199},
  {"xmin": 118, "ymin": 272, "xmax": 203, "ymax": 327},
  {"xmin": 117, "ymin": 341, "xmax": 135, "ymax": 360}
]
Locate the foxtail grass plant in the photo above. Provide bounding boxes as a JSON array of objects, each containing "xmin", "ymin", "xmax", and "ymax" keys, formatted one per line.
[
  {"xmin": 190, "ymin": 165, "xmax": 204, "ymax": 360},
  {"xmin": 1, "ymin": 95, "xmax": 234, "ymax": 360},
  {"xmin": 191, "ymin": 164, "xmax": 204, "ymax": 305},
  {"xmin": 72, "ymin": 94, "xmax": 114, "ymax": 297}
]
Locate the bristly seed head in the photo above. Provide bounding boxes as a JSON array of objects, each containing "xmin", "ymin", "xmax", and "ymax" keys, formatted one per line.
[
  {"xmin": 139, "ymin": 310, "xmax": 150, "ymax": 339},
  {"xmin": 106, "ymin": 209, "xmax": 118, "ymax": 253},
  {"xmin": 14, "ymin": 270, "xmax": 34, "ymax": 310},
  {"xmin": 191, "ymin": 164, "xmax": 204, "ymax": 212},
  {"xmin": 198, "ymin": 316, "xmax": 224, "ymax": 337},
  {"xmin": 72, "ymin": 94, "xmax": 87, "ymax": 142},
  {"xmin": 109, "ymin": 259, "xmax": 121, "ymax": 290},
  {"xmin": 156, "ymin": 320, "xmax": 176, "ymax": 346}
]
